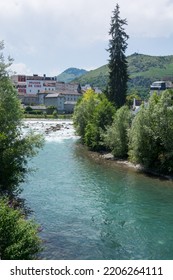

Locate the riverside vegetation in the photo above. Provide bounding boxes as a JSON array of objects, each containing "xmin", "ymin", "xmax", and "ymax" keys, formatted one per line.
[
  {"xmin": 73, "ymin": 54, "xmax": 173, "ymax": 100},
  {"xmin": 74, "ymin": 4, "xmax": 173, "ymax": 177},
  {"xmin": 0, "ymin": 41, "xmax": 44, "ymax": 259},
  {"xmin": 1, "ymin": 2, "xmax": 173, "ymax": 260},
  {"xmin": 74, "ymin": 89, "xmax": 173, "ymax": 176}
]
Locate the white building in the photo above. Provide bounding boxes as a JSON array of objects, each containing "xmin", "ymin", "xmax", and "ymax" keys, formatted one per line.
[
  {"xmin": 11, "ymin": 74, "xmax": 102, "ymax": 112},
  {"xmin": 11, "ymin": 74, "xmax": 56, "ymax": 95},
  {"xmin": 150, "ymin": 81, "xmax": 173, "ymax": 96}
]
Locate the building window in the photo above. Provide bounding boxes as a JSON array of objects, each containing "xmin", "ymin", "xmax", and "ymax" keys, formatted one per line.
[{"xmin": 18, "ymin": 75, "xmax": 26, "ymax": 82}]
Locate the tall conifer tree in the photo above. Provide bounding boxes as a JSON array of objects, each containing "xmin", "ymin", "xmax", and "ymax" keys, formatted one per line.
[{"xmin": 107, "ymin": 4, "xmax": 129, "ymax": 107}]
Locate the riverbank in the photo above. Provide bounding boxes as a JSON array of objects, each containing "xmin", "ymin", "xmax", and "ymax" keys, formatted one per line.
[
  {"xmin": 24, "ymin": 120, "xmax": 173, "ymax": 181},
  {"xmin": 81, "ymin": 147, "xmax": 173, "ymax": 181},
  {"xmin": 21, "ymin": 126, "xmax": 173, "ymax": 260}
]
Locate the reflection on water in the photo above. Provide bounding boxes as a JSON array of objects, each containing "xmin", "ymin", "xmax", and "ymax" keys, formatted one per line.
[{"xmin": 21, "ymin": 121, "xmax": 173, "ymax": 260}]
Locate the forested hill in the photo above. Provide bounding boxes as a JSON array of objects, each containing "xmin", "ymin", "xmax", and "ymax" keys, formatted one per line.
[
  {"xmin": 73, "ymin": 53, "xmax": 173, "ymax": 98},
  {"xmin": 57, "ymin": 67, "xmax": 88, "ymax": 83}
]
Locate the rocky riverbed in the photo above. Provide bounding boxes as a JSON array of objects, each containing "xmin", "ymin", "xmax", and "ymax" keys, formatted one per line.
[{"xmin": 22, "ymin": 119, "xmax": 79, "ymax": 141}]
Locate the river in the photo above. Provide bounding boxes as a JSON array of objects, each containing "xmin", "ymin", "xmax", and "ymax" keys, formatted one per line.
[{"xmin": 21, "ymin": 120, "xmax": 173, "ymax": 260}]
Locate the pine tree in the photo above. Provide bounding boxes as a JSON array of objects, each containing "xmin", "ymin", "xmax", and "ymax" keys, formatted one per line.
[{"xmin": 107, "ymin": 4, "xmax": 129, "ymax": 108}]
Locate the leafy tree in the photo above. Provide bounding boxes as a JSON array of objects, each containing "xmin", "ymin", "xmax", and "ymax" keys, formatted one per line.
[
  {"xmin": 46, "ymin": 105, "xmax": 56, "ymax": 115},
  {"xmin": 126, "ymin": 91, "xmax": 141, "ymax": 108},
  {"xmin": 0, "ymin": 42, "xmax": 43, "ymax": 260},
  {"xmin": 0, "ymin": 199, "xmax": 42, "ymax": 260},
  {"xmin": 73, "ymin": 89, "xmax": 98, "ymax": 141},
  {"xmin": 25, "ymin": 106, "xmax": 33, "ymax": 113},
  {"xmin": 103, "ymin": 106, "xmax": 132, "ymax": 158},
  {"xmin": 53, "ymin": 110, "xmax": 58, "ymax": 118},
  {"xmin": 0, "ymin": 42, "xmax": 44, "ymax": 197},
  {"xmin": 129, "ymin": 90, "xmax": 173, "ymax": 174},
  {"xmin": 84, "ymin": 94, "xmax": 115, "ymax": 150},
  {"xmin": 106, "ymin": 4, "xmax": 129, "ymax": 108},
  {"xmin": 73, "ymin": 90, "xmax": 115, "ymax": 150},
  {"xmin": 0, "ymin": 41, "xmax": 13, "ymax": 79}
]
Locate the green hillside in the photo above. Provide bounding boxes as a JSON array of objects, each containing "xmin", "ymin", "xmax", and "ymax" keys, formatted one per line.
[
  {"xmin": 73, "ymin": 53, "xmax": 173, "ymax": 98},
  {"xmin": 57, "ymin": 67, "xmax": 87, "ymax": 83},
  {"xmin": 73, "ymin": 64, "xmax": 109, "ymax": 88}
]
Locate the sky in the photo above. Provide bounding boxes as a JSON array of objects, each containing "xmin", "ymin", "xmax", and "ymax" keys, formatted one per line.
[{"xmin": 1, "ymin": 0, "xmax": 173, "ymax": 76}]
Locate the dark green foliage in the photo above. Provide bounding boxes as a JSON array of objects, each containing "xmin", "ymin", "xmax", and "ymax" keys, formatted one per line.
[
  {"xmin": 126, "ymin": 91, "xmax": 141, "ymax": 107},
  {"xmin": 57, "ymin": 67, "xmax": 87, "ymax": 83},
  {"xmin": 26, "ymin": 110, "xmax": 43, "ymax": 115},
  {"xmin": 128, "ymin": 53, "xmax": 172, "ymax": 74},
  {"xmin": 0, "ymin": 199, "xmax": 42, "ymax": 260},
  {"xmin": 127, "ymin": 76, "xmax": 152, "ymax": 99},
  {"xmin": 0, "ymin": 80, "xmax": 44, "ymax": 196},
  {"xmin": 0, "ymin": 42, "xmax": 44, "ymax": 197},
  {"xmin": 73, "ymin": 90, "xmax": 115, "ymax": 151},
  {"xmin": 46, "ymin": 105, "xmax": 57, "ymax": 115},
  {"xmin": 74, "ymin": 53, "xmax": 173, "ymax": 99},
  {"xmin": 106, "ymin": 4, "xmax": 129, "ymax": 107},
  {"xmin": 53, "ymin": 110, "xmax": 58, "ymax": 118},
  {"xmin": 129, "ymin": 90, "xmax": 173, "ymax": 174},
  {"xmin": 25, "ymin": 106, "xmax": 33, "ymax": 112},
  {"xmin": 0, "ymin": 41, "xmax": 43, "ymax": 260},
  {"xmin": 73, "ymin": 64, "xmax": 109, "ymax": 90},
  {"xmin": 84, "ymin": 94, "xmax": 115, "ymax": 150},
  {"xmin": 103, "ymin": 106, "xmax": 132, "ymax": 158},
  {"xmin": 77, "ymin": 83, "xmax": 82, "ymax": 94},
  {"xmin": 73, "ymin": 89, "xmax": 98, "ymax": 141}
]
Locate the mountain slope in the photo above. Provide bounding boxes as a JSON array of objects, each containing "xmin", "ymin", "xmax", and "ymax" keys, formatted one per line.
[
  {"xmin": 57, "ymin": 67, "xmax": 88, "ymax": 83},
  {"xmin": 73, "ymin": 53, "xmax": 173, "ymax": 98}
]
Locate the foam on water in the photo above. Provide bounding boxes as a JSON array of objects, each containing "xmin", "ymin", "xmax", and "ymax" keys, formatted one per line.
[
  {"xmin": 21, "ymin": 122, "xmax": 173, "ymax": 260},
  {"xmin": 22, "ymin": 119, "xmax": 80, "ymax": 142}
]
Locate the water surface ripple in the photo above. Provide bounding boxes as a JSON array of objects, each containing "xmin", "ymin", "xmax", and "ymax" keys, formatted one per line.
[{"xmin": 22, "ymin": 121, "xmax": 173, "ymax": 259}]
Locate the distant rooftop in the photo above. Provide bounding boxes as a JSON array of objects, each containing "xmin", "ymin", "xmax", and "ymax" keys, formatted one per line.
[{"xmin": 45, "ymin": 93, "xmax": 60, "ymax": 98}]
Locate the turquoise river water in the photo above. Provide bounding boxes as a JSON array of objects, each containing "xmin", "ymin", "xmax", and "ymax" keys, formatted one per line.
[{"xmin": 22, "ymin": 120, "xmax": 173, "ymax": 260}]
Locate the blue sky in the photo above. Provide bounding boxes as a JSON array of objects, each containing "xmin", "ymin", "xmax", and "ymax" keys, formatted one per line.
[{"xmin": 1, "ymin": 0, "xmax": 173, "ymax": 76}]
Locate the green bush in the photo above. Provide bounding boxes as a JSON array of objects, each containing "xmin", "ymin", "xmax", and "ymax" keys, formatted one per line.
[
  {"xmin": 73, "ymin": 90, "xmax": 115, "ymax": 151},
  {"xmin": 84, "ymin": 94, "xmax": 115, "ymax": 150},
  {"xmin": 0, "ymin": 199, "xmax": 42, "ymax": 260},
  {"xmin": 0, "ymin": 58, "xmax": 44, "ymax": 197},
  {"xmin": 53, "ymin": 110, "xmax": 58, "ymax": 118},
  {"xmin": 25, "ymin": 106, "xmax": 33, "ymax": 113},
  {"xmin": 103, "ymin": 106, "xmax": 132, "ymax": 158},
  {"xmin": 129, "ymin": 90, "xmax": 173, "ymax": 174},
  {"xmin": 46, "ymin": 106, "xmax": 56, "ymax": 115},
  {"xmin": 27, "ymin": 110, "xmax": 43, "ymax": 115},
  {"xmin": 73, "ymin": 89, "xmax": 99, "ymax": 141}
]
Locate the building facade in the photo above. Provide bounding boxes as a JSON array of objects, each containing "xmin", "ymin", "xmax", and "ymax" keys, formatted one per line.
[
  {"xmin": 150, "ymin": 81, "xmax": 173, "ymax": 95},
  {"xmin": 44, "ymin": 91, "xmax": 82, "ymax": 113},
  {"xmin": 11, "ymin": 74, "xmax": 56, "ymax": 95},
  {"xmin": 11, "ymin": 74, "xmax": 102, "ymax": 113}
]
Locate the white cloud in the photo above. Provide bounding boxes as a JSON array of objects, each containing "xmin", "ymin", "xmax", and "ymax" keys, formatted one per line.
[
  {"xmin": 9, "ymin": 63, "xmax": 32, "ymax": 75},
  {"xmin": 120, "ymin": 0, "xmax": 173, "ymax": 37},
  {"xmin": 1, "ymin": 0, "xmax": 173, "ymax": 40},
  {"xmin": 1, "ymin": 0, "xmax": 173, "ymax": 74}
]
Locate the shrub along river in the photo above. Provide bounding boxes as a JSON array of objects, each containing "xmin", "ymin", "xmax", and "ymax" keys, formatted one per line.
[{"xmin": 22, "ymin": 120, "xmax": 173, "ymax": 260}]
